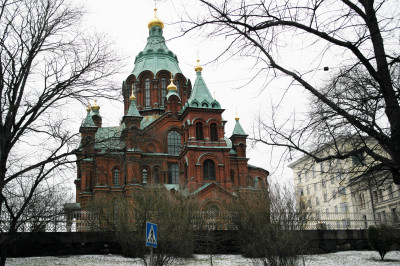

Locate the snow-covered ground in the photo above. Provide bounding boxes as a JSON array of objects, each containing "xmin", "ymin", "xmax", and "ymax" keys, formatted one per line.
[{"xmin": 5, "ymin": 251, "xmax": 400, "ymax": 265}]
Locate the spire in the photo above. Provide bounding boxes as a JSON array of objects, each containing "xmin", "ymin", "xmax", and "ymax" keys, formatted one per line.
[
  {"xmin": 81, "ymin": 103, "xmax": 96, "ymax": 127},
  {"xmin": 232, "ymin": 115, "xmax": 247, "ymax": 136},
  {"xmin": 126, "ymin": 90, "xmax": 141, "ymax": 117},
  {"xmin": 185, "ymin": 58, "xmax": 220, "ymax": 109}
]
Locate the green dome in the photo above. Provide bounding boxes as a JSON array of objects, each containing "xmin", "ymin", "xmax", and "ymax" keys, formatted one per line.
[{"xmin": 132, "ymin": 26, "xmax": 182, "ymax": 77}]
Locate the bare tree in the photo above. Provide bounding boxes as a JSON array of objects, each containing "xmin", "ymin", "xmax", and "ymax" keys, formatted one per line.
[
  {"xmin": 0, "ymin": 0, "xmax": 119, "ymax": 264},
  {"xmin": 177, "ymin": 0, "xmax": 400, "ymax": 184},
  {"xmin": 229, "ymin": 183, "xmax": 309, "ymax": 265}
]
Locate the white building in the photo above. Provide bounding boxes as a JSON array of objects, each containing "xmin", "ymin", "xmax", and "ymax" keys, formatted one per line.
[{"xmin": 288, "ymin": 141, "xmax": 400, "ymax": 229}]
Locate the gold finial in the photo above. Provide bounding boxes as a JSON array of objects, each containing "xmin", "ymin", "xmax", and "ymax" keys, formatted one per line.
[
  {"xmin": 194, "ymin": 59, "xmax": 203, "ymax": 72},
  {"xmin": 130, "ymin": 89, "xmax": 136, "ymax": 101},
  {"xmin": 213, "ymin": 91, "xmax": 216, "ymax": 100},
  {"xmin": 167, "ymin": 73, "xmax": 177, "ymax": 91},
  {"xmin": 86, "ymin": 103, "xmax": 92, "ymax": 112},
  {"xmin": 235, "ymin": 108, "xmax": 239, "ymax": 121},
  {"xmin": 92, "ymin": 99, "xmax": 100, "ymax": 111},
  {"xmin": 148, "ymin": 7, "xmax": 164, "ymax": 29}
]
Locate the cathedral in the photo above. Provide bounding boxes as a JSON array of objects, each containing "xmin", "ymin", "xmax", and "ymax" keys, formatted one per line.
[{"xmin": 74, "ymin": 8, "xmax": 269, "ymax": 211}]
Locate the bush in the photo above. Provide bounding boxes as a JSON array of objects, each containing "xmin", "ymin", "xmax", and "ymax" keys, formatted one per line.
[
  {"xmin": 87, "ymin": 186, "xmax": 201, "ymax": 265},
  {"xmin": 368, "ymin": 224, "xmax": 394, "ymax": 260},
  {"xmin": 229, "ymin": 184, "xmax": 309, "ymax": 266}
]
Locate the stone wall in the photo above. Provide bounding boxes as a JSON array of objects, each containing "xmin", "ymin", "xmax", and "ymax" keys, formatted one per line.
[{"xmin": 3, "ymin": 229, "xmax": 400, "ymax": 257}]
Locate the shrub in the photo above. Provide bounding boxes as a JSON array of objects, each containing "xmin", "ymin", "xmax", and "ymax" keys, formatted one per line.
[
  {"xmin": 229, "ymin": 184, "xmax": 309, "ymax": 266},
  {"xmin": 368, "ymin": 224, "xmax": 394, "ymax": 260},
  {"xmin": 87, "ymin": 186, "xmax": 200, "ymax": 265}
]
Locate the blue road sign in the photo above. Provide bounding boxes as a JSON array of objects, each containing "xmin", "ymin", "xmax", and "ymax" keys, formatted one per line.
[{"xmin": 146, "ymin": 222, "xmax": 157, "ymax": 248}]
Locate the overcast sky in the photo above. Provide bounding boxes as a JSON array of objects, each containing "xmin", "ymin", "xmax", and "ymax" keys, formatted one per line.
[{"xmin": 72, "ymin": 0, "xmax": 335, "ymax": 186}]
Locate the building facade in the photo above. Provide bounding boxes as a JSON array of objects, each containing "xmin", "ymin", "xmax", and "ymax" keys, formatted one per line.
[
  {"xmin": 289, "ymin": 140, "xmax": 400, "ymax": 229},
  {"xmin": 74, "ymin": 8, "xmax": 269, "ymax": 210}
]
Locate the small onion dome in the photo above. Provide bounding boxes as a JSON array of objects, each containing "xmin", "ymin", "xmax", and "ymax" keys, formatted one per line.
[
  {"xmin": 194, "ymin": 59, "xmax": 203, "ymax": 72},
  {"xmin": 167, "ymin": 78, "xmax": 177, "ymax": 91},
  {"xmin": 130, "ymin": 90, "xmax": 136, "ymax": 101},
  {"xmin": 92, "ymin": 99, "xmax": 100, "ymax": 111},
  {"xmin": 86, "ymin": 103, "xmax": 92, "ymax": 112},
  {"xmin": 148, "ymin": 8, "xmax": 164, "ymax": 29}
]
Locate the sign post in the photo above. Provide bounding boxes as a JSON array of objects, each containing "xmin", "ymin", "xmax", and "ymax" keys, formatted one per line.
[{"xmin": 146, "ymin": 222, "xmax": 157, "ymax": 266}]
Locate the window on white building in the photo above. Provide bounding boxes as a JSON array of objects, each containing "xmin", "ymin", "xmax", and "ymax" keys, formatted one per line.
[
  {"xmin": 338, "ymin": 187, "xmax": 346, "ymax": 196},
  {"xmin": 381, "ymin": 211, "xmax": 387, "ymax": 222},
  {"xmin": 378, "ymin": 190, "xmax": 384, "ymax": 202},
  {"xmin": 373, "ymin": 191, "xmax": 378, "ymax": 203},
  {"xmin": 340, "ymin": 202, "xmax": 348, "ymax": 213},
  {"xmin": 336, "ymin": 169, "xmax": 344, "ymax": 181},
  {"xmin": 388, "ymin": 185, "xmax": 393, "ymax": 199}
]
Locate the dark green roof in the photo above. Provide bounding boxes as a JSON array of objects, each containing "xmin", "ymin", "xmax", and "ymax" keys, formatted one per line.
[
  {"xmin": 94, "ymin": 126, "xmax": 125, "ymax": 150},
  {"xmin": 81, "ymin": 110, "xmax": 96, "ymax": 128},
  {"xmin": 140, "ymin": 114, "xmax": 161, "ymax": 129},
  {"xmin": 184, "ymin": 71, "xmax": 221, "ymax": 110},
  {"xmin": 132, "ymin": 26, "xmax": 182, "ymax": 77},
  {"xmin": 126, "ymin": 99, "xmax": 141, "ymax": 117},
  {"xmin": 232, "ymin": 119, "xmax": 247, "ymax": 136}
]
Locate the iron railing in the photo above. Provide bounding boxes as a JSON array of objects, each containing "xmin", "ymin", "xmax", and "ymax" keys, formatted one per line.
[{"xmin": 1, "ymin": 210, "xmax": 399, "ymax": 232}]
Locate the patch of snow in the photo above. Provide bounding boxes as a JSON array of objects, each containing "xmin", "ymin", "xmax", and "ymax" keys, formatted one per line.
[{"xmin": 5, "ymin": 251, "xmax": 400, "ymax": 265}]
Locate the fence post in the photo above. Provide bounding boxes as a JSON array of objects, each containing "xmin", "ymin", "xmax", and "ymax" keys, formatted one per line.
[{"xmin": 64, "ymin": 203, "xmax": 81, "ymax": 232}]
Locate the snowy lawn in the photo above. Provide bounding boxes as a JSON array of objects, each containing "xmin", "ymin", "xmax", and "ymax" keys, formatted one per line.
[{"xmin": 5, "ymin": 251, "xmax": 400, "ymax": 265}]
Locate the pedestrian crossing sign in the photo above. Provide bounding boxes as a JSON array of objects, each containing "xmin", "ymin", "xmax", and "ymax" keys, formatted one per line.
[{"xmin": 146, "ymin": 222, "xmax": 157, "ymax": 247}]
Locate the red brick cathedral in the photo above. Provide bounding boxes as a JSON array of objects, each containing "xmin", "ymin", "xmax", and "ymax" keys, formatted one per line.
[{"xmin": 75, "ymin": 8, "xmax": 268, "ymax": 210}]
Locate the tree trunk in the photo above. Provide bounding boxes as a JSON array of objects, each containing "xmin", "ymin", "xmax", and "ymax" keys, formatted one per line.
[{"xmin": 0, "ymin": 244, "xmax": 7, "ymax": 266}]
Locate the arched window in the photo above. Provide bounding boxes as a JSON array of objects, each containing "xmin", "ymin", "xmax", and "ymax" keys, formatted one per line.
[
  {"xmin": 161, "ymin": 77, "xmax": 166, "ymax": 106},
  {"xmin": 154, "ymin": 167, "xmax": 159, "ymax": 184},
  {"xmin": 210, "ymin": 123, "xmax": 218, "ymax": 141},
  {"xmin": 132, "ymin": 82, "xmax": 137, "ymax": 103},
  {"xmin": 142, "ymin": 169, "xmax": 148, "ymax": 184},
  {"xmin": 196, "ymin": 122, "xmax": 204, "ymax": 140},
  {"xmin": 167, "ymin": 131, "xmax": 181, "ymax": 155},
  {"xmin": 175, "ymin": 80, "xmax": 180, "ymax": 94},
  {"xmin": 203, "ymin": 159, "xmax": 216, "ymax": 180},
  {"xmin": 230, "ymin": 169, "xmax": 235, "ymax": 183},
  {"xmin": 113, "ymin": 168, "xmax": 119, "ymax": 185},
  {"xmin": 145, "ymin": 78, "xmax": 150, "ymax": 107},
  {"xmin": 207, "ymin": 204, "xmax": 219, "ymax": 218}
]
